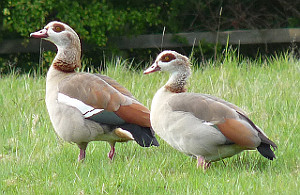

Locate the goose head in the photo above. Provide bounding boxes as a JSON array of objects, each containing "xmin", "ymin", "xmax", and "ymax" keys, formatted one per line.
[
  {"xmin": 144, "ymin": 50, "xmax": 191, "ymax": 75},
  {"xmin": 30, "ymin": 21, "xmax": 80, "ymax": 49},
  {"xmin": 30, "ymin": 21, "xmax": 81, "ymax": 71},
  {"xmin": 144, "ymin": 51, "xmax": 191, "ymax": 93}
]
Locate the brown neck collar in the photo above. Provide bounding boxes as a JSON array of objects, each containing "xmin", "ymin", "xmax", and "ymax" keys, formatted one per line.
[
  {"xmin": 165, "ymin": 84, "xmax": 187, "ymax": 93},
  {"xmin": 52, "ymin": 59, "xmax": 79, "ymax": 72},
  {"xmin": 164, "ymin": 74, "xmax": 188, "ymax": 93},
  {"xmin": 52, "ymin": 45, "xmax": 81, "ymax": 72}
]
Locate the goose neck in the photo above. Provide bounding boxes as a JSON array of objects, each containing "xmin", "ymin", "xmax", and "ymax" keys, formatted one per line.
[
  {"xmin": 164, "ymin": 71, "xmax": 190, "ymax": 93},
  {"xmin": 52, "ymin": 43, "xmax": 81, "ymax": 72}
]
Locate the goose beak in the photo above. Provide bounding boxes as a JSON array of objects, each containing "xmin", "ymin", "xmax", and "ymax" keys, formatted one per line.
[
  {"xmin": 144, "ymin": 63, "xmax": 161, "ymax": 74},
  {"xmin": 30, "ymin": 28, "xmax": 48, "ymax": 38}
]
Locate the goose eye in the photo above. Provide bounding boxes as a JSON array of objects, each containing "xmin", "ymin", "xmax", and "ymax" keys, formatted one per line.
[
  {"xmin": 161, "ymin": 54, "xmax": 176, "ymax": 62},
  {"xmin": 53, "ymin": 25, "xmax": 63, "ymax": 32}
]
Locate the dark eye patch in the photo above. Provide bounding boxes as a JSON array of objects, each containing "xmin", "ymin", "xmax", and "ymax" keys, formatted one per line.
[
  {"xmin": 53, "ymin": 23, "xmax": 65, "ymax": 32},
  {"xmin": 161, "ymin": 53, "xmax": 176, "ymax": 62}
]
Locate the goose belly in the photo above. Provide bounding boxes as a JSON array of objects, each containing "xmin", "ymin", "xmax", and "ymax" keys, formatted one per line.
[{"xmin": 151, "ymin": 104, "xmax": 244, "ymax": 161}]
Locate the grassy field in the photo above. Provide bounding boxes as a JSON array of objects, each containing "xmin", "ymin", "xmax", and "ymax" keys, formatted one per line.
[{"xmin": 0, "ymin": 53, "xmax": 299, "ymax": 194}]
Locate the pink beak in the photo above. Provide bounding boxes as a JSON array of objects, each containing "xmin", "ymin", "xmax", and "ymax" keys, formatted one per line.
[
  {"xmin": 143, "ymin": 63, "xmax": 161, "ymax": 74},
  {"xmin": 30, "ymin": 28, "xmax": 48, "ymax": 38}
]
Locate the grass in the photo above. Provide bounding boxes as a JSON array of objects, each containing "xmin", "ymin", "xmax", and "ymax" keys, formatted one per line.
[{"xmin": 0, "ymin": 52, "xmax": 299, "ymax": 194}]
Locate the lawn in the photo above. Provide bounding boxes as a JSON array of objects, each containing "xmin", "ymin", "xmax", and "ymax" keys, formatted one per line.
[{"xmin": 0, "ymin": 53, "xmax": 299, "ymax": 194}]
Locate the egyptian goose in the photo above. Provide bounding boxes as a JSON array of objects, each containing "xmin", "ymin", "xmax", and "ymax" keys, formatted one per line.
[
  {"xmin": 30, "ymin": 21, "xmax": 159, "ymax": 161},
  {"xmin": 144, "ymin": 50, "xmax": 277, "ymax": 169}
]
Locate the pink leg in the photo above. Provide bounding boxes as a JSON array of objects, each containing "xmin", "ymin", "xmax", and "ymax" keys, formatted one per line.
[
  {"xmin": 78, "ymin": 148, "xmax": 86, "ymax": 161},
  {"xmin": 77, "ymin": 142, "xmax": 88, "ymax": 162},
  {"xmin": 197, "ymin": 156, "xmax": 210, "ymax": 169},
  {"xmin": 108, "ymin": 143, "xmax": 115, "ymax": 160}
]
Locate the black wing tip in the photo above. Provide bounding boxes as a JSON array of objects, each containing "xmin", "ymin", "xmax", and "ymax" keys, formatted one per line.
[
  {"xmin": 119, "ymin": 124, "xmax": 159, "ymax": 147},
  {"xmin": 236, "ymin": 110, "xmax": 278, "ymax": 160},
  {"xmin": 132, "ymin": 131, "xmax": 160, "ymax": 147},
  {"xmin": 151, "ymin": 138, "xmax": 160, "ymax": 146},
  {"xmin": 136, "ymin": 137, "xmax": 160, "ymax": 147},
  {"xmin": 257, "ymin": 143, "xmax": 277, "ymax": 160}
]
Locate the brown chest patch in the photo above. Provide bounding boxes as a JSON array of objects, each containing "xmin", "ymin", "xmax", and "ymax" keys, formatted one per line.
[
  {"xmin": 53, "ymin": 59, "xmax": 79, "ymax": 72},
  {"xmin": 165, "ymin": 84, "xmax": 186, "ymax": 93}
]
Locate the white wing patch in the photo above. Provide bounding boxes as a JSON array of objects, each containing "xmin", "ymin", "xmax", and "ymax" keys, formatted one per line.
[
  {"xmin": 202, "ymin": 121, "xmax": 215, "ymax": 126},
  {"xmin": 57, "ymin": 93, "xmax": 103, "ymax": 118}
]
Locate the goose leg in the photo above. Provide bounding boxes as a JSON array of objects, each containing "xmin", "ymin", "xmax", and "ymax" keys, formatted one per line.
[
  {"xmin": 78, "ymin": 142, "xmax": 88, "ymax": 162},
  {"xmin": 108, "ymin": 142, "xmax": 116, "ymax": 160},
  {"xmin": 78, "ymin": 149, "xmax": 86, "ymax": 161},
  {"xmin": 197, "ymin": 156, "xmax": 210, "ymax": 169}
]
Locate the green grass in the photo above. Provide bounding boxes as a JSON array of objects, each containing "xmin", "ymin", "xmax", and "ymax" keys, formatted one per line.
[{"xmin": 0, "ymin": 53, "xmax": 299, "ymax": 194}]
